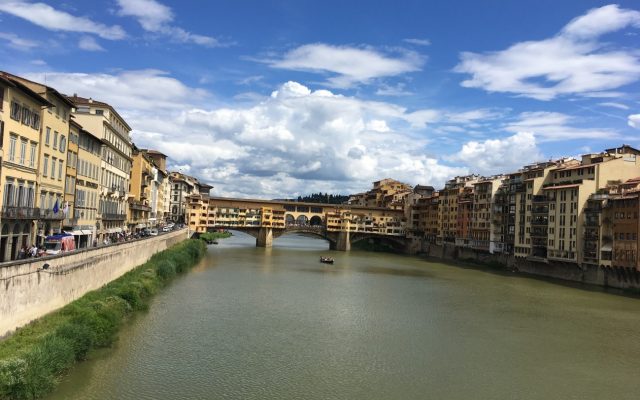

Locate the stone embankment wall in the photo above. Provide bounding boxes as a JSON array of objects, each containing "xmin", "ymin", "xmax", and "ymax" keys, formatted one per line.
[
  {"xmin": 0, "ymin": 229, "xmax": 188, "ymax": 337},
  {"xmin": 423, "ymin": 243, "xmax": 640, "ymax": 291}
]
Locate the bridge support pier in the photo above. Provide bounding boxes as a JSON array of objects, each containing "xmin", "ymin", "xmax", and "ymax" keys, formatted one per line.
[
  {"xmin": 256, "ymin": 227, "xmax": 273, "ymax": 248},
  {"xmin": 330, "ymin": 230, "xmax": 351, "ymax": 251}
]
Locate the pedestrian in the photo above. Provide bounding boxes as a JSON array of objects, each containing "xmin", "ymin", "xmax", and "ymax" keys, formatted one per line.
[{"xmin": 18, "ymin": 247, "xmax": 26, "ymax": 259}]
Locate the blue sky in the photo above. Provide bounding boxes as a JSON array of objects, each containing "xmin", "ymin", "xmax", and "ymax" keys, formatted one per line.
[{"xmin": 1, "ymin": 0, "xmax": 639, "ymax": 198}]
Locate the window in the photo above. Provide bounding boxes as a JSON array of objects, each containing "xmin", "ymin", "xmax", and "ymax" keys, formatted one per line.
[
  {"xmin": 9, "ymin": 134, "xmax": 17, "ymax": 162},
  {"xmin": 51, "ymin": 157, "xmax": 56, "ymax": 178},
  {"xmin": 58, "ymin": 160, "xmax": 63, "ymax": 180},
  {"xmin": 10, "ymin": 101, "xmax": 21, "ymax": 120},
  {"xmin": 53, "ymin": 131, "xmax": 58, "ymax": 149},
  {"xmin": 3, "ymin": 181, "xmax": 14, "ymax": 207},
  {"xmin": 95, "ymin": 109, "xmax": 103, "ymax": 115},
  {"xmin": 59, "ymin": 135, "xmax": 66, "ymax": 152},
  {"xmin": 19, "ymin": 139, "xmax": 27, "ymax": 165},
  {"xmin": 45, "ymin": 127, "xmax": 51, "ymax": 145},
  {"xmin": 0, "ymin": 86, "xmax": 3, "ymax": 110},
  {"xmin": 43, "ymin": 155, "xmax": 49, "ymax": 176}
]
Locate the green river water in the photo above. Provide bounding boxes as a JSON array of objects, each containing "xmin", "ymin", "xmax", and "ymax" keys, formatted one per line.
[{"xmin": 47, "ymin": 233, "xmax": 640, "ymax": 400}]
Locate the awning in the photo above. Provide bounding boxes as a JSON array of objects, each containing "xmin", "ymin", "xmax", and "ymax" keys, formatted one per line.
[
  {"xmin": 601, "ymin": 244, "xmax": 612, "ymax": 252},
  {"xmin": 107, "ymin": 227, "xmax": 123, "ymax": 233},
  {"xmin": 135, "ymin": 223, "xmax": 146, "ymax": 229},
  {"xmin": 81, "ymin": 230, "xmax": 93, "ymax": 235},
  {"xmin": 64, "ymin": 230, "xmax": 84, "ymax": 236}
]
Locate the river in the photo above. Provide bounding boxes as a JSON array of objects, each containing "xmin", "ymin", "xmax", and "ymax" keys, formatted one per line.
[{"xmin": 47, "ymin": 233, "xmax": 640, "ymax": 400}]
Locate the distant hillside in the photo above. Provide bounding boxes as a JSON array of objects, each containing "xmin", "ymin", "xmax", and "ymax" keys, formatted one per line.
[{"xmin": 295, "ymin": 192, "xmax": 350, "ymax": 204}]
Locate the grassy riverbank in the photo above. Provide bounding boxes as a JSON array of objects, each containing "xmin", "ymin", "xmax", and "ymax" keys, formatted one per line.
[{"xmin": 0, "ymin": 239, "xmax": 206, "ymax": 400}]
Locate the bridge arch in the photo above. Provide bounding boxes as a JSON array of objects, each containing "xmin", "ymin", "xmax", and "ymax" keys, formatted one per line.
[
  {"xmin": 296, "ymin": 215, "xmax": 309, "ymax": 225},
  {"xmin": 309, "ymin": 216, "xmax": 322, "ymax": 226},
  {"xmin": 285, "ymin": 214, "xmax": 295, "ymax": 225}
]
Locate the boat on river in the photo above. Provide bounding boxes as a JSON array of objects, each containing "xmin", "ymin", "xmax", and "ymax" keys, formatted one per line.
[{"xmin": 320, "ymin": 256, "xmax": 334, "ymax": 264}]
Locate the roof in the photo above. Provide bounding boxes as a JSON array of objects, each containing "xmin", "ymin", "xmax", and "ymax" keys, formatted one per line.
[
  {"xmin": 196, "ymin": 196, "xmax": 405, "ymax": 213},
  {"xmin": 1, "ymin": 71, "xmax": 73, "ymax": 107},
  {"xmin": 0, "ymin": 72, "xmax": 54, "ymax": 107},
  {"xmin": 66, "ymin": 95, "xmax": 132, "ymax": 131},
  {"xmin": 143, "ymin": 149, "xmax": 168, "ymax": 158}
]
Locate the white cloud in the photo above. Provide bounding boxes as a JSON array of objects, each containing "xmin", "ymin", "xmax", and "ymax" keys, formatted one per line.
[
  {"xmin": 505, "ymin": 111, "xmax": 620, "ymax": 141},
  {"xmin": 598, "ymin": 102, "xmax": 630, "ymax": 110},
  {"xmin": 267, "ymin": 43, "xmax": 425, "ymax": 88},
  {"xmin": 78, "ymin": 36, "xmax": 105, "ymax": 52},
  {"xmin": 404, "ymin": 107, "xmax": 505, "ymax": 129},
  {"xmin": 375, "ymin": 82, "xmax": 413, "ymax": 96},
  {"xmin": 455, "ymin": 4, "xmax": 640, "ymax": 100},
  {"xmin": 24, "ymin": 69, "xmax": 208, "ymax": 111},
  {"xmin": 15, "ymin": 71, "xmax": 481, "ymax": 197},
  {"xmin": 115, "ymin": 0, "xmax": 222, "ymax": 47},
  {"xmin": 448, "ymin": 132, "xmax": 542, "ymax": 175},
  {"xmin": 0, "ymin": 1, "xmax": 126, "ymax": 40},
  {"xmin": 629, "ymin": 114, "xmax": 640, "ymax": 129},
  {"xmin": 403, "ymin": 38, "xmax": 431, "ymax": 46},
  {"xmin": 0, "ymin": 32, "xmax": 38, "ymax": 49}
]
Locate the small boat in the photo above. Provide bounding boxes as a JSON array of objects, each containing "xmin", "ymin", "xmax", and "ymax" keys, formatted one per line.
[
  {"xmin": 212, "ymin": 240, "xmax": 219, "ymax": 245},
  {"xmin": 320, "ymin": 256, "xmax": 334, "ymax": 264}
]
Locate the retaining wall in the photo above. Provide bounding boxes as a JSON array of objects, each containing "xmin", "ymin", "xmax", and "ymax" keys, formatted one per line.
[
  {"xmin": 0, "ymin": 229, "xmax": 188, "ymax": 337},
  {"xmin": 424, "ymin": 243, "xmax": 640, "ymax": 291}
]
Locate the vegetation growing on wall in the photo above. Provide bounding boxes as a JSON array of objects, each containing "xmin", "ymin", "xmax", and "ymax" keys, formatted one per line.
[
  {"xmin": 0, "ymin": 239, "xmax": 206, "ymax": 400},
  {"xmin": 198, "ymin": 231, "xmax": 232, "ymax": 243}
]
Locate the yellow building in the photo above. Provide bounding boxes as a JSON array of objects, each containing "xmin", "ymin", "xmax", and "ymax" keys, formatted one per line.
[
  {"xmin": 470, "ymin": 176, "xmax": 504, "ymax": 253},
  {"xmin": 128, "ymin": 147, "xmax": 153, "ymax": 232},
  {"xmin": 62, "ymin": 120, "xmax": 79, "ymax": 239},
  {"xmin": 145, "ymin": 150, "xmax": 169, "ymax": 225},
  {"xmin": 74, "ymin": 125, "xmax": 101, "ymax": 247},
  {"xmin": 438, "ymin": 175, "xmax": 479, "ymax": 244},
  {"xmin": 348, "ymin": 178, "xmax": 413, "ymax": 209},
  {"xmin": 68, "ymin": 95, "xmax": 132, "ymax": 242},
  {"xmin": 7, "ymin": 73, "xmax": 73, "ymax": 241},
  {"xmin": 0, "ymin": 73, "xmax": 50, "ymax": 260},
  {"xmin": 544, "ymin": 145, "xmax": 640, "ymax": 264}
]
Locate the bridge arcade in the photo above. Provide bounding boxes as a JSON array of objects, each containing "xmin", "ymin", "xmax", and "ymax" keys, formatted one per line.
[{"xmin": 186, "ymin": 195, "xmax": 407, "ymax": 251}]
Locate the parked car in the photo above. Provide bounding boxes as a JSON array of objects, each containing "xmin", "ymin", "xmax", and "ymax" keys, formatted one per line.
[
  {"xmin": 162, "ymin": 226, "xmax": 171, "ymax": 232},
  {"xmin": 149, "ymin": 228, "xmax": 159, "ymax": 236}
]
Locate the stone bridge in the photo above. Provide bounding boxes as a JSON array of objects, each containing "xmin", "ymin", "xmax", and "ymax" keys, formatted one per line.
[
  {"xmin": 211, "ymin": 224, "xmax": 409, "ymax": 251},
  {"xmin": 187, "ymin": 196, "xmax": 409, "ymax": 251}
]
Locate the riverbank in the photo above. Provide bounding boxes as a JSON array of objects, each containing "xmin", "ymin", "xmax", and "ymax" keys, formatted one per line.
[{"xmin": 0, "ymin": 239, "xmax": 206, "ymax": 400}]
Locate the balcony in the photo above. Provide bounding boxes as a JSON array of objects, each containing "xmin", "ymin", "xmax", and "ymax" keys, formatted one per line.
[
  {"xmin": 40, "ymin": 209, "xmax": 65, "ymax": 220},
  {"xmin": 532, "ymin": 206, "xmax": 549, "ymax": 214},
  {"xmin": 102, "ymin": 213, "xmax": 127, "ymax": 221},
  {"xmin": 63, "ymin": 217, "xmax": 79, "ymax": 226},
  {"xmin": 129, "ymin": 201, "xmax": 151, "ymax": 212},
  {"xmin": 1, "ymin": 206, "xmax": 40, "ymax": 220},
  {"xmin": 532, "ymin": 195, "xmax": 548, "ymax": 203},
  {"xmin": 531, "ymin": 217, "xmax": 548, "ymax": 226}
]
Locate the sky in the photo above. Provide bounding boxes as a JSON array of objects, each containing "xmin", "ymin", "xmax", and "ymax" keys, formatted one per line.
[{"xmin": 1, "ymin": 0, "xmax": 639, "ymax": 198}]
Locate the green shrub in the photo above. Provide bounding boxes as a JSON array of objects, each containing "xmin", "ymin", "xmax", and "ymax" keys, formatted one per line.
[
  {"xmin": 0, "ymin": 239, "xmax": 206, "ymax": 400},
  {"xmin": 156, "ymin": 259, "xmax": 177, "ymax": 281},
  {"xmin": 55, "ymin": 323, "xmax": 94, "ymax": 361},
  {"xmin": 0, "ymin": 358, "xmax": 28, "ymax": 399}
]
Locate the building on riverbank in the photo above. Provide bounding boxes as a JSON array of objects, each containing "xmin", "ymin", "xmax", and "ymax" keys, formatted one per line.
[
  {"xmin": 68, "ymin": 95, "xmax": 133, "ymax": 243},
  {"xmin": 0, "ymin": 73, "xmax": 50, "ymax": 260},
  {"xmin": 6, "ymin": 73, "xmax": 75, "ymax": 244}
]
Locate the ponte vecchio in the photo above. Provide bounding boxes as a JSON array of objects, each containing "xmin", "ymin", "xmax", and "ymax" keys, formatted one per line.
[{"xmin": 186, "ymin": 195, "xmax": 408, "ymax": 251}]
